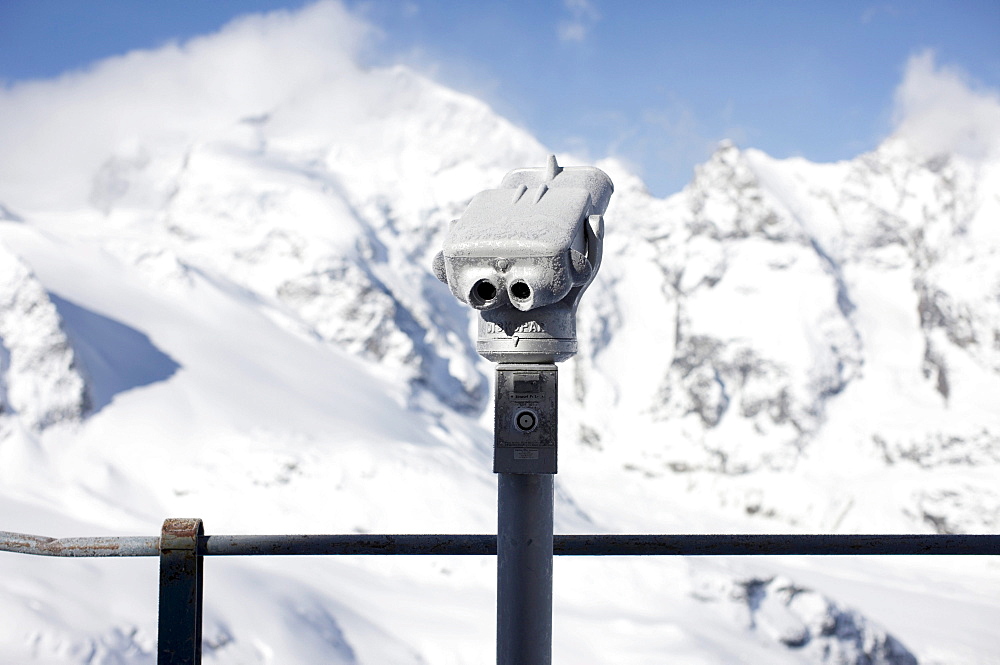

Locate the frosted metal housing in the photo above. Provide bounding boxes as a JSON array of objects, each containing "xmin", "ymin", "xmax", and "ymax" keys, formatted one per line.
[{"xmin": 433, "ymin": 156, "xmax": 612, "ymax": 362}]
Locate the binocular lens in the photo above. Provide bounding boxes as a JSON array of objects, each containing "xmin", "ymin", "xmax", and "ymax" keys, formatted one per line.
[
  {"xmin": 473, "ymin": 279, "xmax": 498, "ymax": 303},
  {"xmin": 510, "ymin": 281, "xmax": 531, "ymax": 301}
]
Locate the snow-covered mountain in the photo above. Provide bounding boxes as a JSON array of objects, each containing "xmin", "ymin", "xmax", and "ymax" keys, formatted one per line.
[
  {"xmin": 1, "ymin": 3, "xmax": 998, "ymax": 664},
  {"xmin": 575, "ymin": 137, "xmax": 1000, "ymax": 536}
]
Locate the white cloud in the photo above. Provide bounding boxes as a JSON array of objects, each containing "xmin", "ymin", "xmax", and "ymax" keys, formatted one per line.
[
  {"xmin": 557, "ymin": 0, "xmax": 601, "ymax": 44},
  {"xmin": 891, "ymin": 50, "xmax": 1000, "ymax": 161},
  {"xmin": 0, "ymin": 1, "xmax": 375, "ymax": 210},
  {"xmin": 860, "ymin": 4, "xmax": 899, "ymax": 25}
]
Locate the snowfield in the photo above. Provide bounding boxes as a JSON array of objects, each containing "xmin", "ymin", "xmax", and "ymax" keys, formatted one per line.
[{"xmin": 1, "ymin": 3, "xmax": 999, "ymax": 663}]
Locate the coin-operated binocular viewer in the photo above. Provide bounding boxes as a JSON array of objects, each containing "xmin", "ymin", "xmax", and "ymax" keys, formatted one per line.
[
  {"xmin": 433, "ymin": 154, "xmax": 612, "ymax": 473},
  {"xmin": 434, "ymin": 155, "xmax": 612, "ymax": 665}
]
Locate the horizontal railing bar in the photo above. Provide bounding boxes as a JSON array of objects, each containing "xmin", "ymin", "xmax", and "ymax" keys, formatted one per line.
[
  {"xmin": 0, "ymin": 531, "xmax": 160, "ymax": 557},
  {"xmin": 204, "ymin": 534, "xmax": 496, "ymax": 556},
  {"xmin": 3, "ymin": 531, "xmax": 998, "ymax": 558},
  {"xmin": 554, "ymin": 534, "xmax": 1000, "ymax": 556},
  {"xmin": 204, "ymin": 534, "xmax": 1000, "ymax": 556}
]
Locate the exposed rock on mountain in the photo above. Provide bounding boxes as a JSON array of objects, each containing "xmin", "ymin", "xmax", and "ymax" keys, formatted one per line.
[
  {"xmin": 691, "ymin": 572, "xmax": 918, "ymax": 665},
  {"xmin": 0, "ymin": 242, "xmax": 90, "ymax": 431}
]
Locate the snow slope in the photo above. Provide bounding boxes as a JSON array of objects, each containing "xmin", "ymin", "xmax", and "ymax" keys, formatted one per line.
[{"xmin": 1, "ymin": 3, "xmax": 998, "ymax": 663}]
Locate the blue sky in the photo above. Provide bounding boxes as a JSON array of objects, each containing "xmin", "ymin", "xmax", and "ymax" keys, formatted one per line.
[{"xmin": 2, "ymin": 1, "xmax": 998, "ymax": 195}]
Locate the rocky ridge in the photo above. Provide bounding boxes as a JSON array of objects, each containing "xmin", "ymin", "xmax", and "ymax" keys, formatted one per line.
[{"xmin": 0, "ymin": 241, "xmax": 89, "ymax": 433}]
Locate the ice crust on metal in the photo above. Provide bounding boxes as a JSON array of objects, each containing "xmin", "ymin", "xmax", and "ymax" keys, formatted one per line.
[
  {"xmin": 433, "ymin": 155, "xmax": 613, "ymax": 363},
  {"xmin": 446, "ymin": 187, "xmax": 592, "ymax": 257}
]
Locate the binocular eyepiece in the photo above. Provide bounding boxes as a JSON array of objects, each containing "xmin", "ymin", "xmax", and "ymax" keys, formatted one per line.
[{"xmin": 433, "ymin": 155, "xmax": 613, "ymax": 363}]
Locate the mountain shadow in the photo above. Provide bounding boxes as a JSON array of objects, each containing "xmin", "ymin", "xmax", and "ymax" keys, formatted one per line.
[{"xmin": 49, "ymin": 294, "xmax": 181, "ymax": 414}]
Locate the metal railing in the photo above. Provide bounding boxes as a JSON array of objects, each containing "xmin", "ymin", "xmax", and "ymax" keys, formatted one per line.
[{"xmin": 2, "ymin": 519, "xmax": 998, "ymax": 664}]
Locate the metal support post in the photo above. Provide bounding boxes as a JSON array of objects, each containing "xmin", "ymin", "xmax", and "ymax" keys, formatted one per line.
[
  {"xmin": 157, "ymin": 518, "xmax": 204, "ymax": 665},
  {"xmin": 432, "ymin": 156, "xmax": 611, "ymax": 665},
  {"xmin": 497, "ymin": 473, "xmax": 554, "ymax": 665},
  {"xmin": 495, "ymin": 364, "xmax": 557, "ymax": 665}
]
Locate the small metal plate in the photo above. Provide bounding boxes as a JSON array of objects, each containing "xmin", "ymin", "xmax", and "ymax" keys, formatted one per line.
[{"xmin": 494, "ymin": 364, "xmax": 557, "ymax": 474}]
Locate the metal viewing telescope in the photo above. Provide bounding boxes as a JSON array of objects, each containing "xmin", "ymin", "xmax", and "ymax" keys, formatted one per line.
[{"xmin": 434, "ymin": 154, "xmax": 613, "ymax": 665}]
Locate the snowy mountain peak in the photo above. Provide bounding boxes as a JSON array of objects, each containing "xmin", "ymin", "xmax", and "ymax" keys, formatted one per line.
[{"xmin": 0, "ymin": 5, "xmax": 997, "ymax": 662}]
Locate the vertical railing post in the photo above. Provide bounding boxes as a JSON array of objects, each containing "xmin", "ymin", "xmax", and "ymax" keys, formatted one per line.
[{"xmin": 157, "ymin": 518, "xmax": 204, "ymax": 665}]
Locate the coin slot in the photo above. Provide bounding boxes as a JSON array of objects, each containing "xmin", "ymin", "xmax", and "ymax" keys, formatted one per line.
[{"xmin": 513, "ymin": 373, "xmax": 541, "ymax": 393}]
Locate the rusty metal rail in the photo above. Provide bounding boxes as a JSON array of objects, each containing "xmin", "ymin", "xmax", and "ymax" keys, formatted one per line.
[
  {"xmin": 0, "ymin": 531, "xmax": 160, "ymax": 557},
  {"xmin": 4, "ymin": 530, "xmax": 1000, "ymax": 557},
  {"xmin": 2, "ymin": 522, "xmax": 998, "ymax": 665}
]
